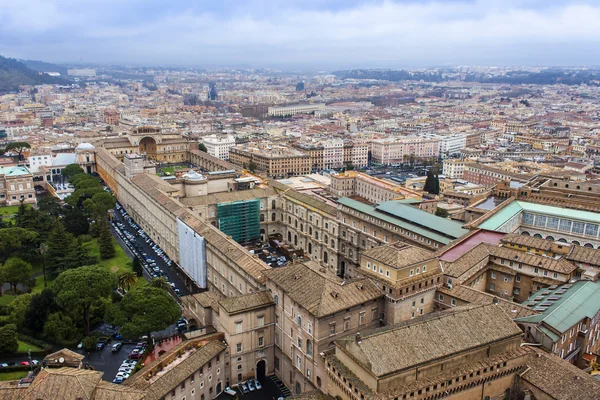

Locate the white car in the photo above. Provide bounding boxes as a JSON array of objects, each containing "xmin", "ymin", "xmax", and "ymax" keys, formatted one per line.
[
  {"xmin": 115, "ymin": 372, "xmax": 130, "ymax": 379},
  {"xmin": 224, "ymin": 387, "xmax": 236, "ymax": 396}
]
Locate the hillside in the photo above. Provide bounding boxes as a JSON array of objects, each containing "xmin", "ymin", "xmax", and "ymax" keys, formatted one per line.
[
  {"xmin": 21, "ymin": 59, "xmax": 69, "ymax": 76},
  {"xmin": 0, "ymin": 55, "xmax": 68, "ymax": 93}
]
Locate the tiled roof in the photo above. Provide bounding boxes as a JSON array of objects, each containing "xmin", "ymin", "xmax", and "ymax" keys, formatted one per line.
[
  {"xmin": 440, "ymin": 242, "xmax": 492, "ymax": 278},
  {"xmin": 25, "ymin": 367, "xmax": 103, "ymax": 400},
  {"xmin": 219, "ymin": 290, "xmax": 273, "ymax": 315},
  {"xmin": 180, "ymin": 187, "xmax": 277, "ymax": 207},
  {"xmin": 265, "ymin": 263, "xmax": 383, "ymax": 318},
  {"xmin": 500, "ymin": 233, "xmax": 554, "ymax": 251},
  {"xmin": 489, "ymin": 246, "xmax": 577, "ymax": 274},
  {"xmin": 93, "ymin": 382, "xmax": 146, "ymax": 400},
  {"xmin": 521, "ymin": 348, "xmax": 600, "ymax": 400},
  {"xmin": 270, "ymin": 180, "xmax": 338, "ymax": 216},
  {"xmin": 361, "ymin": 242, "xmax": 435, "ymax": 269},
  {"xmin": 567, "ymin": 245, "xmax": 600, "ymax": 266},
  {"xmin": 335, "ymin": 304, "xmax": 522, "ymax": 377}
]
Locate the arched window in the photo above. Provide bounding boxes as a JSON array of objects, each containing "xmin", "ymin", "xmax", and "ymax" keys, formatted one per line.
[
  {"xmin": 274, "ymin": 294, "xmax": 279, "ymax": 305},
  {"xmin": 309, "ymin": 227, "xmax": 313, "ymax": 235},
  {"xmin": 294, "ymin": 235, "xmax": 298, "ymax": 245},
  {"xmin": 324, "ymin": 252, "xmax": 328, "ymax": 263},
  {"xmin": 308, "ymin": 243, "xmax": 312, "ymax": 254},
  {"xmin": 272, "ymin": 200, "xmax": 276, "ymax": 209},
  {"xmin": 300, "ymin": 224, "xmax": 304, "ymax": 232},
  {"xmin": 260, "ymin": 214, "xmax": 265, "ymax": 222},
  {"xmin": 306, "ymin": 340, "xmax": 313, "ymax": 356},
  {"xmin": 271, "ymin": 213, "xmax": 276, "ymax": 222},
  {"xmin": 288, "ymin": 232, "xmax": 292, "ymax": 242}
]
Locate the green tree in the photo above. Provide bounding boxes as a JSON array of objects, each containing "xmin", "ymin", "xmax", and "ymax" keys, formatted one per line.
[
  {"xmin": 61, "ymin": 163, "xmax": 85, "ymax": 180},
  {"xmin": 81, "ymin": 336, "xmax": 97, "ymax": 351},
  {"xmin": 91, "ymin": 192, "xmax": 116, "ymax": 213},
  {"xmin": 63, "ymin": 209, "xmax": 90, "ymax": 236},
  {"xmin": 197, "ymin": 142, "xmax": 207, "ymax": 152},
  {"xmin": 5, "ymin": 141, "xmax": 30, "ymax": 161},
  {"xmin": 132, "ymin": 257, "xmax": 143, "ymax": 277},
  {"xmin": 435, "ymin": 208, "xmax": 449, "ymax": 218},
  {"xmin": 52, "ymin": 266, "xmax": 117, "ymax": 335},
  {"xmin": 97, "ymin": 220, "xmax": 115, "ymax": 259},
  {"xmin": 149, "ymin": 276, "xmax": 170, "ymax": 291},
  {"xmin": 0, "ymin": 257, "xmax": 33, "ymax": 295},
  {"xmin": 37, "ymin": 196, "xmax": 62, "ymax": 217},
  {"xmin": 8, "ymin": 293, "xmax": 33, "ymax": 329},
  {"xmin": 43, "ymin": 312, "xmax": 79, "ymax": 345},
  {"xmin": 248, "ymin": 160, "xmax": 257, "ymax": 173},
  {"xmin": 0, "ymin": 324, "xmax": 19, "ymax": 353},
  {"xmin": 15, "ymin": 203, "xmax": 55, "ymax": 242},
  {"xmin": 0, "ymin": 228, "xmax": 38, "ymax": 262},
  {"xmin": 46, "ymin": 222, "xmax": 78, "ymax": 273},
  {"xmin": 423, "ymin": 170, "xmax": 440, "ymax": 195},
  {"xmin": 25, "ymin": 289, "xmax": 58, "ymax": 332},
  {"xmin": 107, "ymin": 286, "xmax": 180, "ymax": 345},
  {"xmin": 119, "ymin": 271, "xmax": 137, "ymax": 292}
]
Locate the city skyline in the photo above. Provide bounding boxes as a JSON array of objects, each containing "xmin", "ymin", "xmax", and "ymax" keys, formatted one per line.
[{"xmin": 2, "ymin": 0, "xmax": 600, "ymax": 69}]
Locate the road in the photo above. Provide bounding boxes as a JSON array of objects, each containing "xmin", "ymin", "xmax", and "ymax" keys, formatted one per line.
[{"xmin": 111, "ymin": 204, "xmax": 190, "ymax": 297}]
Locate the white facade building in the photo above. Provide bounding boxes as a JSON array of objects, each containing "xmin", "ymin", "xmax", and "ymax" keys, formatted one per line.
[
  {"xmin": 371, "ymin": 136, "xmax": 440, "ymax": 165},
  {"xmin": 438, "ymin": 134, "xmax": 467, "ymax": 158},
  {"xmin": 27, "ymin": 153, "xmax": 53, "ymax": 173},
  {"xmin": 202, "ymin": 134, "xmax": 236, "ymax": 160},
  {"xmin": 442, "ymin": 159, "xmax": 467, "ymax": 179},
  {"xmin": 323, "ymin": 139, "xmax": 344, "ymax": 169}
]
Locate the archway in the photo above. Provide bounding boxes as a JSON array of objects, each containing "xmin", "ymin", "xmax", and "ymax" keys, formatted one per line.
[
  {"xmin": 584, "ymin": 243, "xmax": 593, "ymax": 248},
  {"xmin": 558, "ymin": 238, "xmax": 568, "ymax": 243},
  {"xmin": 546, "ymin": 236, "xmax": 555, "ymax": 241},
  {"xmin": 256, "ymin": 360, "xmax": 266, "ymax": 381},
  {"xmin": 216, "ymin": 382, "xmax": 222, "ymax": 394},
  {"xmin": 572, "ymin": 240, "xmax": 581, "ymax": 246},
  {"xmin": 533, "ymin": 234, "xmax": 542, "ymax": 239},
  {"xmin": 139, "ymin": 137, "xmax": 158, "ymax": 159},
  {"xmin": 521, "ymin": 231, "xmax": 530, "ymax": 236}
]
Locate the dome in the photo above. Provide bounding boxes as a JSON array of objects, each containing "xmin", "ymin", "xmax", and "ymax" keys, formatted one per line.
[
  {"xmin": 182, "ymin": 170, "xmax": 206, "ymax": 182},
  {"xmin": 76, "ymin": 142, "xmax": 96, "ymax": 152}
]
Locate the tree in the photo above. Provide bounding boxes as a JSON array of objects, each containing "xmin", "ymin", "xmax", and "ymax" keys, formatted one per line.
[
  {"xmin": 62, "ymin": 163, "xmax": 85, "ymax": 180},
  {"xmin": 149, "ymin": 277, "xmax": 170, "ymax": 291},
  {"xmin": 43, "ymin": 312, "xmax": 79, "ymax": 345},
  {"xmin": 25, "ymin": 289, "xmax": 58, "ymax": 332},
  {"xmin": 97, "ymin": 220, "xmax": 115, "ymax": 259},
  {"xmin": 91, "ymin": 192, "xmax": 116, "ymax": 213},
  {"xmin": 132, "ymin": 257, "xmax": 143, "ymax": 277},
  {"xmin": 63, "ymin": 209, "xmax": 90, "ymax": 236},
  {"xmin": 107, "ymin": 286, "xmax": 180, "ymax": 345},
  {"xmin": 197, "ymin": 142, "xmax": 207, "ymax": 152},
  {"xmin": 0, "ymin": 228, "xmax": 38, "ymax": 262},
  {"xmin": 81, "ymin": 336, "xmax": 97, "ymax": 351},
  {"xmin": 119, "ymin": 271, "xmax": 137, "ymax": 292},
  {"xmin": 45, "ymin": 222, "xmax": 78, "ymax": 273},
  {"xmin": 37, "ymin": 196, "xmax": 62, "ymax": 217},
  {"xmin": 0, "ymin": 324, "xmax": 19, "ymax": 354},
  {"xmin": 52, "ymin": 266, "xmax": 117, "ymax": 335},
  {"xmin": 435, "ymin": 208, "xmax": 449, "ymax": 218},
  {"xmin": 248, "ymin": 160, "xmax": 257, "ymax": 173},
  {"xmin": 15, "ymin": 203, "xmax": 55, "ymax": 242},
  {"xmin": 8, "ymin": 293, "xmax": 33, "ymax": 329},
  {"xmin": 423, "ymin": 170, "xmax": 440, "ymax": 195},
  {"xmin": 0, "ymin": 257, "xmax": 33, "ymax": 295},
  {"xmin": 5, "ymin": 141, "xmax": 30, "ymax": 161}
]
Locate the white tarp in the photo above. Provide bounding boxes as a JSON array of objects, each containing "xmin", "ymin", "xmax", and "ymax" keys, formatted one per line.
[{"xmin": 177, "ymin": 219, "xmax": 207, "ymax": 288}]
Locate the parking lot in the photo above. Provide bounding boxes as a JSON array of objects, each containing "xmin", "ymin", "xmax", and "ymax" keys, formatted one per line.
[
  {"xmin": 74, "ymin": 342, "xmax": 138, "ymax": 382},
  {"xmin": 111, "ymin": 202, "xmax": 190, "ymax": 297},
  {"xmin": 217, "ymin": 376, "xmax": 287, "ymax": 400}
]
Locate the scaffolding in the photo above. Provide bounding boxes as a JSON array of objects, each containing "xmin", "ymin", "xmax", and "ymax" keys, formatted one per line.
[{"xmin": 217, "ymin": 198, "xmax": 260, "ymax": 243}]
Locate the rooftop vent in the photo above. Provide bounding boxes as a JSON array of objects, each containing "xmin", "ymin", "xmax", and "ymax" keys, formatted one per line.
[{"xmin": 330, "ymin": 291, "xmax": 339, "ymax": 298}]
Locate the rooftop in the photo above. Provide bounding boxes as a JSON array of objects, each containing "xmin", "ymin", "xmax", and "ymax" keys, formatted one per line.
[
  {"xmin": 361, "ymin": 242, "xmax": 436, "ymax": 269},
  {"xmin": 218, "ymin": 290, "xmax": 274, "ymax": 315}
]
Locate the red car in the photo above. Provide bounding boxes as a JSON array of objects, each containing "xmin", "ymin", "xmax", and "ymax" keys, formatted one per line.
[
  {"xmin": 20, "ymin": 361, "xmax": 29, "ymax": 366},
  {"xmin": 128, "ymin": 350, "xmax": 143, "ymax": 360}
]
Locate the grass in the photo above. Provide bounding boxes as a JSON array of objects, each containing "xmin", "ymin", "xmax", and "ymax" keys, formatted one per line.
[
  {"xmin": 84, "ymin": 238, "xmax": 146, "ymax": 288},
  {"xmin": 17, "ymin": 340, "xmax": 42, "ymax": 353},
  {"xmin": 158, "ymin": 165, "xmax": 186, "ymax": 175},
  {"xmin": 0, "ymin": 371, "xmax": 28, "ymax": 381},
  {"xmin": 0, "ymin": 295, "xmax": 16, "ymax": 306}
]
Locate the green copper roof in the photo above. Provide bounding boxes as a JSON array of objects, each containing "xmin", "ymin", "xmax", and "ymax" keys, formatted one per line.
[
  {"xmin": 337, "ymin": 197, "xmax": 468, "ymax": 244},
  {"xmin": 0, "ymin": 165, "xmax": 31, "ymax": 176},
  {"xmin": 477, "ymin": 200, "xmax": 600, "ymax": 231},
  {"xmin": 515, "ymin": 280, "xmax": 600, "ymax": 334}
]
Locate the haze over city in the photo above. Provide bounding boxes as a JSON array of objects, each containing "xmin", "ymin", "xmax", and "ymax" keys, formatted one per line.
[{"xmin": 2, "ymin": 0, "xmax": 600, "ymax": 68}]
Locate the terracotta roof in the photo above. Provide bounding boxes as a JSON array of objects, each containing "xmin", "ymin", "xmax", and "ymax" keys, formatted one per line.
[
  {"xmin": 500, "ymin": 233, "xmax": 555, "ymax": 251},
  {"xmin": 219, "ymin": 290, "xmax": 273, "ymax": 315},
  {"xmin": 127, "ymin": 340, "xmax": 227, "ymax": 400},
  {"xmin": 179, "ymin": 187, "xmax": 277, "ymax": 207},
  {"xmin": 25, "ymin": 367, "xmax": 103, "ymax": 400},
  {"xmin": 335, "ymin": 304, "xmax": 522, "ymax": 377},
  {"xmin": 567, "ymin": 245, "xmax": 600, "ymax": 266},
  {"xmin": 93, "ymin": 381, "xmax": 146, "ymax": 400},
  {"xmin": 265, "ymin": 263, "xmax": 383, "ymax": 318},
  {"xmin": 437, "ymin": 285, "xmax": 538, "ymax": 319},
  {"xmin": 270, "ymin": 180, "xmax": 338, "ymax": 216},
  {"xmin": 489, "ymin": 246, "xmax": 577, "ymax": 274},
  {"xmin": 440, "ymin": 242, "xmax": 492, "ymax": 278},
  {"xmin": 361, "ymin": 242, "xmax": 436, "ymax": 270},
  {"xmin": 188, "ymin": 291, "xmax": 221, "ymax": 311},
  {"xmin": 521, "ymin": 348, "xmax": 600, "ymax": 400}
]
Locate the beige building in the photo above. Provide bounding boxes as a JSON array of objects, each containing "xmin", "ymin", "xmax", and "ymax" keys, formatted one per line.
[
  {"xmin": 229, "ymin": 145, "xmax": 311, "ymax": 178},
  {"xmin": 264, "ymin": 262, "xmax": 383, "ymax": 396},
  {"xmin": 329, "ymin": 171, "xmax": 421, "ymax": 204},
  {"xmin": 0, "ymin": 165, "xmax": 36, "ymax": 205},
  {"xmin": 101, "ymin": 126, "xmax": 189, "ymax": 163}
]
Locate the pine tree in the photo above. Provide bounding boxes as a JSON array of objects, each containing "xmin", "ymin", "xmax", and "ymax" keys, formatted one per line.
[
  {"xmin": 46, "ymin": 222, "xmax": 77, "ymax": 274},
  {"xmin": 97, "ymin": 220, "xmax": 115, "ymax": 259}
]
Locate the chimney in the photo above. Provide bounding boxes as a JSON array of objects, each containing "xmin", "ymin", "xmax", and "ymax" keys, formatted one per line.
[
  {"xmin": 492, "ymin": 297, "xmax": 499, "ymax": 305},
  {"xmin": 355, "ymin": 333, "xmax": 362, "ymax": 344}
]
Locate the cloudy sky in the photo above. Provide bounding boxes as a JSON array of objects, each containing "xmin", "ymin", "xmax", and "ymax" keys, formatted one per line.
[{"xmin": 1, "ymin": 0, "xmax": 600, "ymax": 69}]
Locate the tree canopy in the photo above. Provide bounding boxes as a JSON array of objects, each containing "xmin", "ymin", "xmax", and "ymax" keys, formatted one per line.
[
  {"xmin": 52, "ymin": 266, "xmax": 117, "ymax": 335},
  {"xmin": 197, "ymin": 142, "xmax": 207, "ymax": 152},
  {"xmin": 5, "ymin": 141, "xmax": 30, "ymax": 160},
  {"xmin": 0, "ymin": 324, "xmax": 19, "ymax": 353},
  {"xmin": 107, "ymin": 286, "xmax": 180, "ymax": 344},
  {"xmin": 61, "ymin": 163, "xmax": 85, "ymax": 180},
  {"xmin": 0, "ymin": 257, "xmax": 33, "ymax": 295}
]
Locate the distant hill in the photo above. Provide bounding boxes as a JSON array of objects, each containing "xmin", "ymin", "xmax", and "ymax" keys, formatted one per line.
[
  {"xmin": 0, "ymin": 55, "xmax": 68, "ymax": 93},
  {"xmin": 21, "ymin": 59, "xmax": 69, "ymax": 76}
]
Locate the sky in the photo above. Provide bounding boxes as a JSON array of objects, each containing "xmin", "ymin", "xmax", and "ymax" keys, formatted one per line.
[{"xmin": 1, "ymin": 0, "xmax": 600, "ymax": 70}]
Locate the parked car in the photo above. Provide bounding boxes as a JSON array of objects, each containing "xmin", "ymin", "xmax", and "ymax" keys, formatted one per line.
[
  {"xmin": 112, "ymin": 342, "xmax": 122, "ymax": 352},
  {"xmin": 129, "ymin": 351, "xmax": 143, "ymax": 360},
  {"xmin": 224, "ymin": 387, "xmax": 236, "ymax": 395},
  {"xmin": 97, "ymin": 337, "xmax": 110, "ymax": 351},
  {"xmin": 113, "ymin": 376, "xmax": 125, "ymax": 384},
  {"xmin": 241, "ymin": 383, "xmax": 249, "ymax": 394},
  {"xmin": 253, "ymin": 379, "xmax": 262, "ymax": 390},
  {"xmin": 31, "ymin": 360, "xmax": 40, "ymax": 366},
  {"xmin": 248, "ymin": 380, "xmax": 256, "ymax": 391},
  {"xmin": 0, "ymin": 363, "xmax": 8, "ymax": 368},
  {"xmin": 115, "ymin": 372, "xmax": 130, "ymax": 379},
  {"xmin": 20, "ymin": 361, "xmax": 29, "ymax": 366}
]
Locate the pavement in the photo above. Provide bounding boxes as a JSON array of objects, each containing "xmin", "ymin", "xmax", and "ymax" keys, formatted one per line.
[
  {"xmin": 216, "ymin": 375, "xmax": 286, "ymax": 400},
  {"xmin": 74, "ymin": 343, "xmax": 138, "ymax": 382}
]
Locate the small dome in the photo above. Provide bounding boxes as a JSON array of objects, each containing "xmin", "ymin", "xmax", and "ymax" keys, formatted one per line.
[
  {"xmin": 76, "ymin": 142, "xmax": 96, "ymax": 151},
  {"xmin": 182, "ymin": 170, "xmax": 206, "ymax": 182}
]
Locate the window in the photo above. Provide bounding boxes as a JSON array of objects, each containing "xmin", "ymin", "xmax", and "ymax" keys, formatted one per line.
[
  {"xmin": 296, "ymin": 355, "xmax": 302, "ymax": 369},
  {"xmin": 329, "ymin": 323, "xmax": 336, "ymax": 335},
  {"xmin": 410, "ymin": 269, "xmax": 414, "ymax": 276},
  {"xmin": 359, "ymin": 312, "xmax": 365, "ymax": 325},
  {"xmin": 451, "ymin": 299, "xmax": 456, "ymax": 306},
  {"xmin": 343, "ymin": 318, "xmax": 350, "ymax": 331},
  {"xmin": 516, "ymin": 275, "xmax": 521, "ymax": 282},
  {"xmin": 296, "ymin": 315, "xmax": 302, "ymax": 326},
  {"xmin": 307, "ymin": 340, "xmax": 313, "ymax": 357},
  {"xmin": 422, "ymin": 265, "xmax": 426, "ymax": 272},
  {"xmin": 236, "ymin": 343, "xmax": 242, "ymax": 353},
  {"xmin": 491, "ymin": 272, "xmax": 496, "ymax": 279},
  {"xmin": 385, "ymin": 270, "xmax": 390, "ymax": 277},
  {"xmin": 258, "ymin": 337, "xmax": 264, "ymax": 347},
  {"xmin": 307, "ymin": 322, "xmax": 312, "ymax": 335},
  {"xmin": 490, "ymin": 283, "xmax": 495, "ymax": 291},
  {"xmin": 235, "ymin": 322, "xmax": 243, "ymax": 333},
  {"xmin": 439, "ymin": 294, "xmax": 444, "ymax": 301},
  {"xmin": 416, "ymin": 267, "xmax": 420, "ymax": 274}
]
